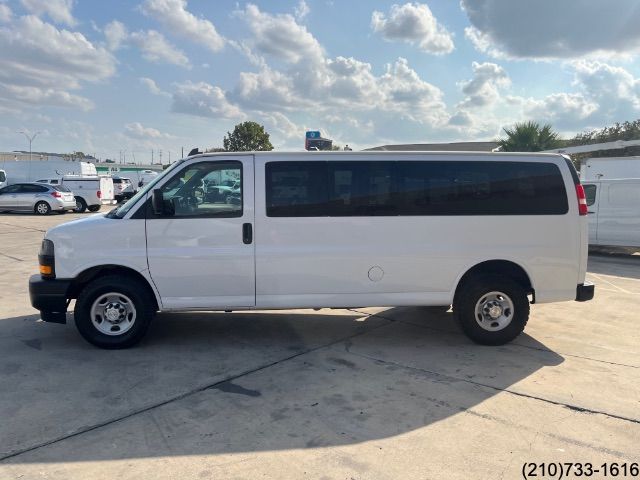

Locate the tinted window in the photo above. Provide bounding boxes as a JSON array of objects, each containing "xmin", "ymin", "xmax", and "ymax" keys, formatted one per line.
[
  {"xmin": 21, "ymin": 184, "xmax": 48, "ymax": 193},
  {"xmin": 583, "ymin": 184, "xmax": 597, "ymax": 206},
  {"xmin": 1, "ymin": 184, "xmax": 22, "ymax": 194},
  {"xmin": 266, "ymin": 160, "xmax": 568, "ymax": 217},
  {"xmin": 328, "ymin": 162, "xmax": 396, "ymax": 216},
  {"xmin": 396, "ymin": 161, "xmax": 568, "ymax": 215},
  {"xmin": 266, "ymin": 162, "xmax": 327, "ymax": 216},
  {"xmin": 0, "ymin": 171, "xmax": 5, "ymax": 182},
  {"xmin": 112, "ymin": 178, "xmax": 122, "ymax": 184}
]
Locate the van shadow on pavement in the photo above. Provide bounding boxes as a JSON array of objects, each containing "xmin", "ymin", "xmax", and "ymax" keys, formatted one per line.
[{"xmin": 0, "ymin": 307, "xmax": 563, "ymax": 464}]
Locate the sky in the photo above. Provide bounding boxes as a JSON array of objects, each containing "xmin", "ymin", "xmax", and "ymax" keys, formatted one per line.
[{"xmin": 1, "ymin": 0, "xmax": 640, "ymax": 162}]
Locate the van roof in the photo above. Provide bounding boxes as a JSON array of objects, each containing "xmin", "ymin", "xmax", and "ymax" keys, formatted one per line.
[{"xmin": 184, "ymin": 150, "xmax": 565, "ymax": 160}]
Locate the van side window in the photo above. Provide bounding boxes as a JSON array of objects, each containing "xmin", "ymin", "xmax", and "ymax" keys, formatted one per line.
[
  {"xmin": 265, "ymin": 162, "xmax": 327, "ymax": 216},
  {"xmin": 328, "ymin": 162, "xmax": 396, "ymax": 215},
  {"xmin": 159, "ymin": 161, "xmax": 242, "ymax": 218},
  {"xmin": 265, "ymin": 161, "xmax": 568, "ymax": 217},
  {"xmin": 583, "ymin": 184, "xmax": 597, "ymax": 206}
]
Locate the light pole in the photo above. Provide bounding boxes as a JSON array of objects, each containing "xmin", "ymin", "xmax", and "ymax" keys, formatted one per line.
[
  {"xmin": 19, "ymin": 131, "xmax": 41, "ymax": 182},
  {"xmin": 19, "ymin": 131, "xmax": 41, "ymax": 161}
]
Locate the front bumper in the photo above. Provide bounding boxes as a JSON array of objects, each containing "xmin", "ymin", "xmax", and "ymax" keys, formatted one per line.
[
  {"xmin": 575, "ymin": 281, "xmax": 595, "ymax": 302},
  {"xmin": 29, "ymin": 274, "xmax": 72, "ymax": 323}
]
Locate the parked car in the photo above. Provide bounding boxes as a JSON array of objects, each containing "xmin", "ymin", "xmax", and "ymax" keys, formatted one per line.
[
  {"xmin": 36, "ymin": 175, "xmax": 115, "ymax": 213},
  {"xmin": 0, "ymin": 182, "xmax": 76, "ymax": 215},
  {"xmin": 29, "ymin": 151, "xmax": 594, "ymax": 349},
  {"xmin": 112, "ymin": 177, "xmax": 134, "ymax": 202}
]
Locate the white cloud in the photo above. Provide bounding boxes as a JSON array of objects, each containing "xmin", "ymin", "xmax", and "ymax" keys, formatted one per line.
[
  {"xmin": 172, "ymin": 81, "xmax": 245, "ymax": 119},
  {"xmin": 124, "ymin": 122, "xmax": 172, "ymax": 139},
  {"xmin": 140, "ymin": 77, "xmax": 171, "ymax": 98},
  {"xmin": 130, "ymin": 30, "xmax": 190, "ymax": 67},
  {"xmin": 0, "ymin": 15, "xmax": 115, "ymax": 110},
  {"xmin": 371, "ymin": 3, "xmax": 454, "ymax": 54},
  {"xmin": 294, "ymin": 0, "xmax": 310, "ymax": 21},
  {"xmin": 461, "ymin": 0, "xmax": 640, "ymax": 59},
  {"xmin": 0, "ymin": 84, "xmax": 93, "ymax": 110},
  {"xmin": 237, "ymin": 4, "xmax": 324, "ymax": 64},
  {"xmin": 140, "ymin": 0, "xmax": 224, "ymax": 52},
  {"xmin": 458, "ymin": 61, "xmax": 510, "ymax": 108},
  {"xmin": 20, "ymin": 0, "xmax": 76, "ymax": 26},
  {"xmin": 0, "ymin": 4, "xmax": 12, "ymax": 23},
  {"xmin": 519, "ymin": 93, "xmax": 598, "ymax": 127},
  {"xmin": 104, "ymin": 20, "xmax": 127, "ymax": 51}
]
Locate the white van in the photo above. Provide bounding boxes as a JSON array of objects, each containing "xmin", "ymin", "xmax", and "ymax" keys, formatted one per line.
[
  {"xmin": 36, "ymin": 176, "xmax": 116, "ymax": 212},
  {"xmin": 29, "ymin": 152, "xmax": 594, "ymax": 349},
  {"xmin": 583, "ymin": 179, "xmax": 640, "ymax": 247}
]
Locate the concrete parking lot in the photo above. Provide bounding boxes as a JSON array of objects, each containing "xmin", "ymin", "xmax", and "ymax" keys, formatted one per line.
[{"xmin": 0, "ymin": 210, "xmax": 639, "ymax": 479}]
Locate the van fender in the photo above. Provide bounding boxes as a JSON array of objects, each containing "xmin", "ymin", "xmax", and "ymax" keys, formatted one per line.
[{"xmin": 448, "ymin": 257, "xmax": 536, "ymax": 304}]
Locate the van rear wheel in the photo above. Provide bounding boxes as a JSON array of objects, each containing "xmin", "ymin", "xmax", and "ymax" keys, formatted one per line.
[
  {"xmin": 74, "ymin": 275, "xmax": 155, "ymax": 349},
  {"xmin": 453, "ymin": 275, "xmax": 529, "ymax": 345},
  {"xmin": 74, "ymin": 197, "xmax": 87, "ymax": 213},
  {"xmin": 88, "ymin": 205, "xmax": 101, "ymax": 212}
]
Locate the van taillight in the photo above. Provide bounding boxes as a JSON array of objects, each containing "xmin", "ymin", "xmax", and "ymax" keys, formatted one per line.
[
  {"xmin": 576, "ymin": 184, "xmax": 588, "ymax": 216},
  {"xmin": 97, "ymin": 190, "xmax": 101, "ymax": 199}
]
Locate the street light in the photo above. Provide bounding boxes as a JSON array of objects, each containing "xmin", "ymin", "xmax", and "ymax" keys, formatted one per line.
[{"xmin": 19, "ymin": 131, "xmax": 41, "ymax": 161}]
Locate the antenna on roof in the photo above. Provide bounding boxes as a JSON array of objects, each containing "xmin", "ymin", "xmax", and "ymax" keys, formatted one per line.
[{"xmin": 188, "ymin": 148, "xmax": 201, "ymax": 156}]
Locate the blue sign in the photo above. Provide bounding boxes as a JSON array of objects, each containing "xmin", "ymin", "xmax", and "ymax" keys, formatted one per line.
[{"xmin": 306, "ymin": 131, "xmax": 321, "ymax": 139}]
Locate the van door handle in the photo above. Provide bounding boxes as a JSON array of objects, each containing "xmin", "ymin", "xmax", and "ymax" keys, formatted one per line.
[
  {"xmin": 587, "ymin": 211, "xmax": 595, "ymax": 215},
  {"xmin": 242, "ymin": 223, "xmax": 253, "ymax": 244}
]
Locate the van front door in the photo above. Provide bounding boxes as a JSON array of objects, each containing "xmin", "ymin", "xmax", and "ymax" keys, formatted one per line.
[{"xmin": 146, "ymin": 156, "xmax": 255, "ymax": 310}]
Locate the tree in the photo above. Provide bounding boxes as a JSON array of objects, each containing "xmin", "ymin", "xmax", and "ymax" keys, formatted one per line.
[
  {"xmin": 223, "ymin": 121, "xmax": 273, "ymax": 152},
  {"xmin": 498, "ymin": 121, "xmax": 560, "ymax": 152}
]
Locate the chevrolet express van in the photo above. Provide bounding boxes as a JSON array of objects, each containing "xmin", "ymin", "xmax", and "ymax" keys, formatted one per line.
[{"xmin": 29, "ymin": 152, "xmax": 594, "ymax": 349}]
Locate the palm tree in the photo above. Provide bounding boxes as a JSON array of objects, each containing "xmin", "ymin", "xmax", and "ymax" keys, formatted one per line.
[{"xmin": 498, "ymin": 121, "xmax": 560, "ymax": 152}]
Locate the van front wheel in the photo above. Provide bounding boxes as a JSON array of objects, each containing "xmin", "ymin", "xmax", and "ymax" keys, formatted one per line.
[
  {"xmin": 74, "ymin": 275, "xmax": 155, "ymax": 349},
  {"xmin": 454, "ymin": 275, "xmax": 529, "ymax": 345}
]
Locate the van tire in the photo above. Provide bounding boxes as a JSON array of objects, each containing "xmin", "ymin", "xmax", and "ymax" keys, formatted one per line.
[
  {"xmin": 74, "ymin": 197, "xmax": 87, "ymax": 213},
  {"xmin": 74, "ymin": 275, "xmax": 156, "ymax": 349},
  {"xmin": 454, "ymin": 274, "xmax": 529, "ymax": 345},
  {"xmin": 34, "ymin": 201, "xmax": 51, "ymax": 215},
  {"xmin": 88, "ymin": 205, "xmax": 101, "ymax": 212}
]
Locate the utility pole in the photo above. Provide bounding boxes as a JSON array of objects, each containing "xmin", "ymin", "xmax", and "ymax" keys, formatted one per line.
[
  {"xmin": 151, "ymin": 149, "xmax": 154, "ymax": 164},
  {"xmin": 168, "ymin": 151, "xmax": 171, "ymax": 164},
  {"xmin": 181, "ymin": 146, "xmax": 184, "ymax": 158},
  {"xmin": 159, "ymin": 149, "xmax": 163, "ymax": 165}
]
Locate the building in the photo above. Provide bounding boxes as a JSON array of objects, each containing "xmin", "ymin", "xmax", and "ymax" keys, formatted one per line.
[{"xmin": 365, "ymin": 141, "xmax": 499, "ymax": 152}]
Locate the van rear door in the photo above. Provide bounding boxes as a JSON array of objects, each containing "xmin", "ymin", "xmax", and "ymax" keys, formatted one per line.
[
  {"xmin": 145, "ymin": 155, "xmax": 255, "ymax": 309},
  {"xmin": 583, "ymin": 183, "xmax": 599, "ymax": 244}
]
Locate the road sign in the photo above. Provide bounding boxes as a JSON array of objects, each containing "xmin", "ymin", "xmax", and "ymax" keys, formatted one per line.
[{"xmin": 306, "ymin": 131, "xmax": 321, "ymax": 139}]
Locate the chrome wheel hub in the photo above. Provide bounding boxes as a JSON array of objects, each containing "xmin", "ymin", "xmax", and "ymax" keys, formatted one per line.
[
  {"xmin": 474, "ymin": 291, "xmax": 514, "ymax": 332},
  {"xmin": 90, "ymin": 293, "xmax": 136, "ymax": 336}
]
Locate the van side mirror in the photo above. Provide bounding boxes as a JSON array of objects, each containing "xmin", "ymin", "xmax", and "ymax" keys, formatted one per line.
[
  {"xmin": 152, "ymin": 189, "xmax": 165, "ymax": 215},
  {"xmin": 138, "ymin": 181, "xmax": 143, "ymax": 188}
]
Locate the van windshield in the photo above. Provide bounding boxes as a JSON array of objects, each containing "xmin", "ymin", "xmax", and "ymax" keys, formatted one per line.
[{"xmin": 107, "ymin": 160, "xmax": 184, "ymax": 219}]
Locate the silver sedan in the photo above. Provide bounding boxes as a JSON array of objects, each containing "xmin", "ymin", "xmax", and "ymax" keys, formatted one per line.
[{"xmin": 0, "ymin": 183, "xmax": 77, "ymax": 215}]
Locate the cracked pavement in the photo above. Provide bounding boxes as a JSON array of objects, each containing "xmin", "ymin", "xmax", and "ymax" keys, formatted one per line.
[{"xmin": 0, "ymin": 210, "xmax": 639, "ymax": 479}]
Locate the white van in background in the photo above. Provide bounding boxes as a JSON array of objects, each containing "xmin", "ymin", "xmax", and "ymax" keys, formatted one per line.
[
  {"xmin": 29, "ymin": 151, "xmax": 594, "ymax": 349},
  {"xmin": 583, "ymin": 179, "xmax": 640, "ymax": 247},
  {"xmin": 36, "ymin": 176, "xmax": 115, "ymax": 212}
]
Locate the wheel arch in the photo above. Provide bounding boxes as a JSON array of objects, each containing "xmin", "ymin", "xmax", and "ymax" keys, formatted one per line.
[
  {"xmin": 68, "ymin": 265, "xmax": 160, "ymax": 311},
  {"xmin": 453, "ymin": 259, "xmax": 535, "ymax": 304}
]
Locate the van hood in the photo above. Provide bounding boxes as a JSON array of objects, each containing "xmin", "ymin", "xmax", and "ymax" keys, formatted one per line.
[{"xmin": 45, "ymin": 213, "xmax": 111, "ymax": 240}]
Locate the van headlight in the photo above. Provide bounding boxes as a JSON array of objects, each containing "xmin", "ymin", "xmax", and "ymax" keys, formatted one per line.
[{"xmin": 38, "ymin": 239, "xmax": 55, "ymax": 278}]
